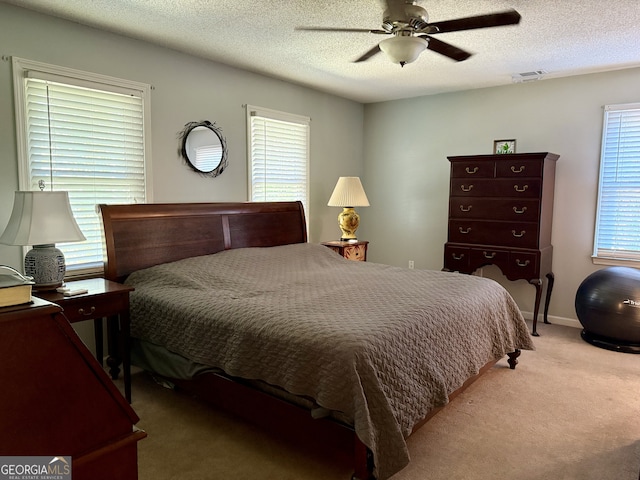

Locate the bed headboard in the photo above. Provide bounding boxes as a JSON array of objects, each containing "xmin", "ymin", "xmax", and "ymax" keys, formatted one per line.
[{"xmin": 98, "ymin": 201, "xmax": 307, "ymax": 283}]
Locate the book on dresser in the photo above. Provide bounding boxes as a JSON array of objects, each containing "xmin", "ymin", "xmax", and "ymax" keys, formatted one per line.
[{"xmin": 0, "ymin": 265, "xmax": 34, "ymax": 307}]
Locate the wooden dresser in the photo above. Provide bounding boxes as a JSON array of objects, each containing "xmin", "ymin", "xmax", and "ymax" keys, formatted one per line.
[
  {"xmin": 0, "ymin": 297, "xmax": 146, "ymax": 479},
  {"xmin": 443, "ymin": 152, "xmax": 559, "ymax": 336}
]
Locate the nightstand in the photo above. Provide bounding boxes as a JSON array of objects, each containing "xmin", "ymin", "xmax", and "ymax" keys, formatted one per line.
[
  {"xmin": 35, "ymin": 278, "xmax": 134, "ymax": 403},
  {"xmin": 322, "ymin": 240, "xmax": 368, "ymax": 261}
]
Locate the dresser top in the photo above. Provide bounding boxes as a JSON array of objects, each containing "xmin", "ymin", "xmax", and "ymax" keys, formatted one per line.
[{"xmin": 448, "ymin": 152, "xmax": 559, "ymax": 162}]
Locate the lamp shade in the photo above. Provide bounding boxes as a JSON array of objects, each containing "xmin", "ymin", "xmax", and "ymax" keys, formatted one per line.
[
  {"xmin": 0, "ymin": 191, "xmax": 86, "ymax": 246},
  {"xmin": 327, "ymin": 177, "xmax": 370, "ymax": 208},
  {"xmin": 379, "ymin": 36, "xmax": 428, "ymax": 65}
]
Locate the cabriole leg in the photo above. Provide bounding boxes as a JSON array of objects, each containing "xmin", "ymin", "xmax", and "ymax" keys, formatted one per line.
[
  {"xmin": 543, "ymin": 272, "xmax": 554, "ymax": 324},
  {"xmin": 529, "ymin": 278, "xmax": 543, "ymax": 336}
]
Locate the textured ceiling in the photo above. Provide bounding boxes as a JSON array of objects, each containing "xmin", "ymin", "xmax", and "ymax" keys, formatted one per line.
[{"xmin": 4, "ymin": 0, "xmax": 640, "ymax": 103}]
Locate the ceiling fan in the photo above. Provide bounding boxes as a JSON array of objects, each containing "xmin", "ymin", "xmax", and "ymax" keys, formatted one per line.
[{"xmin": 296, "ymin": 0, "xmax": 521, "ymax": 67}]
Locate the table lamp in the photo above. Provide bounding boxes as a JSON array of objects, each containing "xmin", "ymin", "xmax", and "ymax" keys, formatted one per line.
[
  {"xmin": 0, "ymin": 191, "xmax": 86, "ymax": 290},
  {"xmin": 327, "ymin": 176, "xmax": 370, "ymax": 241}
]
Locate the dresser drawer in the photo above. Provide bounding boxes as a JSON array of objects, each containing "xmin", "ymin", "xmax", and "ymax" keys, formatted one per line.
[
  {"xmin": 443, "ymin": 244, "xmax": 470, "ymax": 271},
  {"xmin": 495, "ymin": 159, "xmax": 543, "ymax": 178},
  {"xmin": 451, "ymin": 161, "xmax": 494, "ymax": 178},
  {"xmin": 450, "ymin": 178, "xmax": 541, "ymax": 198},
  {"xmin": 445, "ymin": 245, "xmax": 540, "ymax": 279},
  {"xmin": 469, "ymin": 248, "xmax": 539, "ymax": 280},
  {"xmin": 470, "ymin": 247, "xmax": 510, "ymax": 266},
  {"xmin": 450, "ymin": 197, "xmax": 540, "ymax": 222},
  {"xmin": 449, "ymin": 220, "xmax": 540, "ymax": 249},
  {"xmin": 505, "ymin": 251, "xmax": 540, "ymax": 280}
]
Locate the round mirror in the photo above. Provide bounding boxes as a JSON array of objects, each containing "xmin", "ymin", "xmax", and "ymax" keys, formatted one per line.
[{"xmin": 179, "ymin": 120, "xmax": 228, "ymax": 177}]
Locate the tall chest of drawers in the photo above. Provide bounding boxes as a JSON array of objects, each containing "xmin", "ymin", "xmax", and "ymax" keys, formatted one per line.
[{"xmin": 443, "ymin": 152, "xmax": 559, "ymax": 336}]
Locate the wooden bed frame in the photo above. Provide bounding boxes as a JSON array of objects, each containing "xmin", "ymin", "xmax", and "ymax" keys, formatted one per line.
[{"xmin": 99, "ymin": 201, "xmax": 521, "ymax": 480}]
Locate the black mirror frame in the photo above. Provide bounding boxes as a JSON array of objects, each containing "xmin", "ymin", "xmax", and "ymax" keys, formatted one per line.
[{"xmin": 178, "ymin": 120, "xmax": 228, "ymax": 177}]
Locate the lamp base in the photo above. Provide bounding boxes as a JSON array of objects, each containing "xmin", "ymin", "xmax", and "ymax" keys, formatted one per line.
[
  {"xmin": 337, "ymin": 207, "xmax": 360, "ymax": 241},
  {"xmin": 24, "ymin": 244, "xmax": 66, "ymax": 291}
]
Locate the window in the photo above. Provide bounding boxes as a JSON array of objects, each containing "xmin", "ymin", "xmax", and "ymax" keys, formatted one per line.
[
  {"xmin": 12, "ymin": 57, "xmax": 152, "ymax": 276},
  {"xmin": 246, "ymin": 105, "xmax": 310, "ymax": 216},
  {"xmin": 593, "ymin": 103, "xmax": 640, "ymax": 264}
]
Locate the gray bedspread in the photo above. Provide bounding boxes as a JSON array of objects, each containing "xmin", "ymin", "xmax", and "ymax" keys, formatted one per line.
[{"xmin": 125, "ymin": 242, "xmax": 534, "ymax": 479}]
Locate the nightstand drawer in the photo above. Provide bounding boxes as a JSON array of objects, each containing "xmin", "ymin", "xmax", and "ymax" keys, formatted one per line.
[
  {"xmin": 59, "ymin": 292, "xmax": 129, "ymax": 323},
  {"xmin": 342, "ymin": 243, "xmax": 366, "ymax": 261},
  {"xmin": 322, "ymin": 240, "xmax": 368, "ymax": 261},
  {"xmin": 36, "ymin": 279, "xmax": 133, "ymax": 324}
]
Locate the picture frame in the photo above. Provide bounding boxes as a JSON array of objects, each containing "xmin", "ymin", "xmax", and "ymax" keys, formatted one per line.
[{"xmin": 494, "ymin": 139, "xmax": 516, "ymax": 154}]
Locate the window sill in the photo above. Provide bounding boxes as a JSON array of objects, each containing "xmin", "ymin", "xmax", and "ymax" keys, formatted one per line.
[
  {"xmin": 592, "ymin": 256, "xmax": 640, "ymax": 268},
  {"xmin": 65, "ymin": 266, "xmax": 104, "ymax": 282}
]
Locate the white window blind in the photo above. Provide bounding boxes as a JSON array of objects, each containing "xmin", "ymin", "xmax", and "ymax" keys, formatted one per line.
[
  {"xmin": 593, "ymin": 103, "xmax": 640, "ymax": 264},
  {"xmin": 13, "ymin": 57, "xmax": 151, "ymax": 275},
  {"xmin": 247, "ymin": 105, "xmax": 310, "ymax": 216},
  {"xmin": 195, "ymin": 144, "xmax": 223, "ymax": 172}
]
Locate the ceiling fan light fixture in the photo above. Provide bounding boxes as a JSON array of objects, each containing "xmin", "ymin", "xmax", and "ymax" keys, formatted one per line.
[{"xmin": 379, "ymin": 35, "xmax": 428, "ymax": 66}]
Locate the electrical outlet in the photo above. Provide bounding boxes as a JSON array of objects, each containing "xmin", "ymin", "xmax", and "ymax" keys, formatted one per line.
[{"xmin": 408, "ymin": 260, "xmax": 414, "ymax": 269}]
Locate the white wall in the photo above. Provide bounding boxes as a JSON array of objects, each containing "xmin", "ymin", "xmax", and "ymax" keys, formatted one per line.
[
  {"xmin": 361, "ymin": 67, "xmax": 640, "ymax": 325},
  {"xmin": 0, "ymin": 3, "xmax": 364, "ymax": 271}
]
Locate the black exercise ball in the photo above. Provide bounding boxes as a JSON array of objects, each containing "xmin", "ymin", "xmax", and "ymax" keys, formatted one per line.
[{"xmin": 575, "ymin": 266, "xmax": 640, "ymax": 353}]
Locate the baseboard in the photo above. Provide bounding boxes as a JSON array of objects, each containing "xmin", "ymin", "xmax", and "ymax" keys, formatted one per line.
[{"xmin": 521, "ymin": 311, "xmax": 582, "ymax": 329}]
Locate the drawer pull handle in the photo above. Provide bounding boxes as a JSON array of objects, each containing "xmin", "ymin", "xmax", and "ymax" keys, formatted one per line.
[
  {"xmin": 511, "ymin": 165, "xmax": 525, "ymax": 173},
  {"xmin": 78, "ymin": 306, "xmax": 96, "ymax": 316},
  {"xmin": 512, "ymin": 230, "xmax": 526, "ymax": 238},
  {"xmin": 483, "ymin": 251, "xmax": 496, "ymax": 259},
  {"xmin": 452, "ymin": 253, "xmax": 465, "ymax": 260},
  {"xmin": 459, "ymin": 205, "xmax": 472, "ymax": 212},
  {"xmin": 514, "ymin": 185, "xmax": 528, "ymax": 193},
  {"xmin": 465, "ymin": 166, "xmax": 479, "ymax": 174},
  {"xmin": 516, "ymin": 259, "xmax": 531, "ymax": 267},
  {"xmin": 513, "ymin": 206, "xmax": 528, "ymax": 214},
  {"xmin": 460, "ymin": 184, "xmax": 474, "ymax": 192},
  {"xmin": 459, "ymin": 227, "xmax": 472, "ymax": 234}
]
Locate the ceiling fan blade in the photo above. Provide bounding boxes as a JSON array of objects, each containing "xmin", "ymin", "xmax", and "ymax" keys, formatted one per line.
[
  {"xmin": 422, "ymin": 36, "xmax": 472, "ymax": 62},
  {"xmin": 426, "ymin": 9, "xmax": 521, "ymax": 34},
  {"xmin": 354, "ymin": 44, "xmax": 382, "ymax": 63},
  {"xmin": 295, "ymin": 26, "xmax": 388, "ymax": 34}
]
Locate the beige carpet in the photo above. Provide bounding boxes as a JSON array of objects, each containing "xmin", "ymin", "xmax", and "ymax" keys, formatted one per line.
[{"xmin": 124, "ymin": 322, "xmax": 640, "ymax": 480}]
